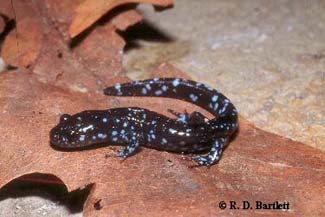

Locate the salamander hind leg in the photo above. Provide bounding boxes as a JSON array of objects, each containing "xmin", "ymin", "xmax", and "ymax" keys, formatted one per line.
[
  {"xmin": 192, "ymin": 138, "xmax": 227, "ymax": 167},
  {"xmin": 187, "ymin": 111, "xmax": 208, "ymax": 126},
  {"xmin": 168, "ymin": 109, "xmax": 207, "ymax": 126},
  {"xmin": 167, "ymin": 109, "xmax": 186, "ymax": 119}
]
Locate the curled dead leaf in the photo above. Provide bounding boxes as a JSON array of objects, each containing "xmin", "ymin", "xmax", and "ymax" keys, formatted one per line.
[
  {"xmin": 1, "ymin": 1, "xmax": 43, "ymax": 68},
  {"xmin": 69, "ymin": 0, "xmax": 173, "ymax": 38}
]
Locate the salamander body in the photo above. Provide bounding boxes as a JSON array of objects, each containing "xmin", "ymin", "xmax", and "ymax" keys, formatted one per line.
[{"xmin": 50, "ymin": 78, "xmax": 238, "ymax": 166}]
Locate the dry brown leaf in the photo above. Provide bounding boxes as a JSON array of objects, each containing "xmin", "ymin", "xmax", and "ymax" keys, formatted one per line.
[
  {"xmin": 1, "ymin": 62, "xmax": 325, "ymax": 216},
  {"xmin": 69, "ymin": 0, "xmax": 173, "ymax": 38},
  {"xmin": 1, "ymin": 1, "xmax": 43, "ymax": 68},
  {"xmin": 0, "ymin": 1, "xmax": 13, "ymax": 18},
  {"xmin": 0, "ymin": 0, "xmax": 144, "ymax": 88}
]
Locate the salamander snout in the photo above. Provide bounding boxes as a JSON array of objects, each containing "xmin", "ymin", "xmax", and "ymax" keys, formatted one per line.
[
  {"xmin": 49, "ymin": 124, "xmax": 81, "ymax": 148},
  {"xmin": 50, "ymin": 113, "xmax": 90, "ymax": 148}
]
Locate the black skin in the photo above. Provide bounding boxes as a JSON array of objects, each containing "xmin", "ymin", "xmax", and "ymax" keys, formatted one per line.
[{"xmin": 50, "ymin": 78, "xmax": 238, "ymax": 166}]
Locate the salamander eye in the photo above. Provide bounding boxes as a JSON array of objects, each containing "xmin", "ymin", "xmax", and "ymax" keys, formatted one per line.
[{"xmin": 60, "ymin": 114, "xmax": 71, "ymax": 122}]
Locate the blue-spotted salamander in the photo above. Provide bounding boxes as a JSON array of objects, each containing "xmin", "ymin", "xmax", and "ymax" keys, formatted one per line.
[{"xmin": 50, "ymin": 78, "xmax": 238, "ymax": 166}]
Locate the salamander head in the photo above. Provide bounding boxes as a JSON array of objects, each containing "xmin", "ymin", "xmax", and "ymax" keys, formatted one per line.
[{"xmin": 50, "ymin": 111, "xmax": 106, "ymax": 148}]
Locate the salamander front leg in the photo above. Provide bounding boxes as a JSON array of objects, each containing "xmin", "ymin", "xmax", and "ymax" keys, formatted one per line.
[
  {"xmin": 118, "ymin": 140, "xmax": 140, "ymax": 159},
  {"xmin": 192, "ymin": 138, "xmax": 227, "ymax": 167}
]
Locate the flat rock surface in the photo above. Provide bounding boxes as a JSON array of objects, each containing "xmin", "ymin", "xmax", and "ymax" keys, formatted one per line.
[{"xmin": 126, "ymin": 0, "xmax": 325, "ymax": 150}]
